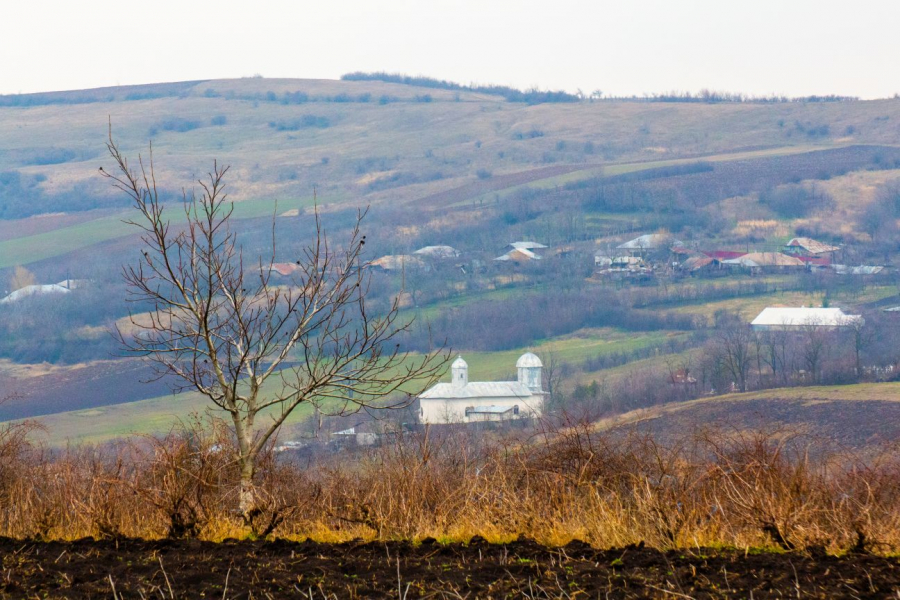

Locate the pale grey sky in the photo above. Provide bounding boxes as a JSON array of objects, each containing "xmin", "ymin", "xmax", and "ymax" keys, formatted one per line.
[{"xmin": 3, "ymin": 0, "xmax": 898, "ymax": 98}]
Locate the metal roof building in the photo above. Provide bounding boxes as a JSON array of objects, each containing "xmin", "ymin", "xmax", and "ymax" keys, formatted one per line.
[
  {"xmin": 413, "ymin": 245, "xmax": 460, "ymax": 259},
  {"xmin": 750, "ymin": 307, "xmax": 862, "ymax": 331},
  {"xmin": 722, "ymin": 252, "xmax": 805, "ymax": 268},
  {"xmin": 617, "ymin": 233, "xmax": 683, "ymax": 251},
  {"xmin": 0, "ymin": 284, "xmax": 71, "ymax": 304},
  {"xmin": 509, "ymin": 241, "xmax": 548, "ymax": 250}
]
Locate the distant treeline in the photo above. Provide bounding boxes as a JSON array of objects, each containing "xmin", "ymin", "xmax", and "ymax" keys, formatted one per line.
[
  {"xmin": 0, "ymin": 81, "xmax": 202, "ymax": 107},
  {"xmin": 600, "ymin": 90, "xmax": 859, "ymax": 104},
  {"xmin": 341, "ymin": 72, "xmax": 580, "ymax": 104}
]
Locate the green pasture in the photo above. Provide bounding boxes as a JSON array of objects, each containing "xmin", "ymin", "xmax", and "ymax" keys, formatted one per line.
[
  {"xmin": 29, "ymin": 326, "xmax": 681, "ymax": 445},
  {"xmin": 0, "ymin": 194, "xmax": 329, "ymax": 269}
]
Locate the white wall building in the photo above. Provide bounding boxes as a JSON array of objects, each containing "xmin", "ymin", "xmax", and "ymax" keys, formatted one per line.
[
  {"xmin": 418, "ymin": 354, "xmax": 547, "ymax": 424},
  {"xmin": 750, "ymin": 306, "xmax": 863, "ymax": 331}
]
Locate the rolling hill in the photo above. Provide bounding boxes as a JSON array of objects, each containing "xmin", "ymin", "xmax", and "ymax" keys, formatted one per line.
[
  {"xmin": 4, "ymin": 77, "xmax": 900, "ymax": 442},
  {"xmin": 594, "ymin": 383, "xmax": 900, "ymax": 451}
]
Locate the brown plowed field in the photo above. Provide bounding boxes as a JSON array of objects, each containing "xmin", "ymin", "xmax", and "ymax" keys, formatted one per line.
[
  {"xmin": 1, "ymin": 359, "xmax": 170, "ymax": 421},
  {"xmin": 1, "ymin": 537, "xmax": 898, "ymax": 598}
]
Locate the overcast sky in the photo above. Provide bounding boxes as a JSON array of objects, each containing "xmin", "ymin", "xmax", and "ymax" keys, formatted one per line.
[{"xmin": 3, "ymin": 0, "xmax": 898, "ymax": 98}]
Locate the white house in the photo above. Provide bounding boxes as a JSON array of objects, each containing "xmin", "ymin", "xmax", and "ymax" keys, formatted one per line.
[
  {"xmin": 418, "ymin": 354, "xmax": 547, "ymax": 423},
  {"xmin": 750, "ymin": 307, "xmax": 863, "ymax": 331}
]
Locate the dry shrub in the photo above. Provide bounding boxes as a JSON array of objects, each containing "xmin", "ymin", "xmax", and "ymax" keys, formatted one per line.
[{"xmin": 3, "ymin": 416, "xmax": 900, "ymax": 554}]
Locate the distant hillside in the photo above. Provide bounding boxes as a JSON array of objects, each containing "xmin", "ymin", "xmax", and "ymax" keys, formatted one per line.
[
  {"xmin": 2, "ymin": 77, "xmax": 900, "ymax": 222},
  {"xmin": 594, "ymin": 383, "xmax": 900, "ymax": 451}
]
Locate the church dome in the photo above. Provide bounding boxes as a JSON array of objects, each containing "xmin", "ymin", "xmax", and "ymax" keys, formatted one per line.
[
  {"xmin": 516, "ymin": 352, "xmax": 542, "ymax": 368},
  {"xmin": 452, "ymin": 355, "xmax": 468, "ymax": 369}
]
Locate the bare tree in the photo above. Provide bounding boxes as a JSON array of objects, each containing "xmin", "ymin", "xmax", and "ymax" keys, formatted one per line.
[
  {"xmin": 713, "ymin": 312, "xmax": 753, "ymax": 393},
  {"xmin": 843, "ymin": 314, "xmax": 873, "ymax": 380},
  {"xmin": 538, "ymin": 345, "xmax": 564, "ymax": 405},
  {"xmin": 101, "ymin": 132, "xmax": 448, "ymax": 522},
  {"xmin": 800, "ymin": 319, "xmax": 829, "ymax": 383}
]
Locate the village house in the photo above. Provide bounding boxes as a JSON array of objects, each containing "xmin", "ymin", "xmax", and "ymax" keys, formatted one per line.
[
  {"xmin": 494, "ymin": 248, "xmax": 541, "ymax": 262},
  {"xmin": 721, "ymin": 252, "xmax": 805, "ymax": 274},
  {"xmin": 784, "ymin": 237, "xmax": 840, "ymax": 263},
  {"xmin": 509, "ymin": 241, "xmax": 548, "ymax": 251},
  {"xmin": 370, "ymin": 254, "xmax": 428, "ymax": 272},
  {"xmin": 616, "ymin": 233, "xmax": 683, "ymax": 259},
  {"xmin": 750, "ymin": 306, "xmax": 863, "ymax": 331},
  {"xmin": 413, "ymin": 245, "xmax": 460, "ymax": 259},
  {"xmin": 418, "ymin": 354, "xmax": 546, "ymax": 424}
]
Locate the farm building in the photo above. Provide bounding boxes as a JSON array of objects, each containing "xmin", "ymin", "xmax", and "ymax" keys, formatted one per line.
[
  {"xmin": 750, "ymin": 307, "xmax": 863, "ymax": 331},
  {"xmin": 681, "ymin": 255, "xmax": 722, "ymax": 276},
  {"xmin": 509, "ymin": 241, "xmax": 548, "ymax": 251},
  {"xmin": 722, "ymin": 252, "xmax": 805, "ymax": 273},
  {"xmin": 0, "ymin": 284, "xmax": 71, "ymax": 304},
  {"xmin": 370, "ymin": 254, "xmax": 427, "ymax": 272},
  {"xmin": 784, "ymin": 237, "xmax": 840, "ymax": 260},
  {"xmin": 617, "ymin": 233, "xmax": 683, "ymax": 257},
  {"xmin": 418, "ymin": 354, "xmax": 546, "ymax": 424},
  {"xmin": 413, "ymin": 245, "xmax": 460, "ymax": 259},
  {"xmin": 831, "ymin": 265, "xmax": 884, "ymax": 276},
  {"xmin": 495, "ymin": 248, "xmax": 541, "ymax": 262}
]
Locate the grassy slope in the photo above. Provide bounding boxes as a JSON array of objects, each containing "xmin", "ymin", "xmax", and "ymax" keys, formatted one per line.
[
  {"xmin": 30, "ymin": 327, "xmax": 683, "ymax": 445},
  {"xmin": 4, "ymin": 79, "xmax": 900, "ymax": 258}
]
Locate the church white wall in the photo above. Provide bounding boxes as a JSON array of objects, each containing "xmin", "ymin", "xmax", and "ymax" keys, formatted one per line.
[{"xmin": 420, "ymin": 394, "xmax": 544, "ymax": 424}]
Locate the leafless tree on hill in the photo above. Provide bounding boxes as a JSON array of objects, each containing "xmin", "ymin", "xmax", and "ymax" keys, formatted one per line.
[{"xmin": 101, "ymin": 129, "xmax": 448, "ymax": 523}]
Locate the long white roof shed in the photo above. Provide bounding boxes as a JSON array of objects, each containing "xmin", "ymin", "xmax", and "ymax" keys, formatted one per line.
[{"xmin": 750, "ymin": 307, "xmax": 862, "ymax": 330}]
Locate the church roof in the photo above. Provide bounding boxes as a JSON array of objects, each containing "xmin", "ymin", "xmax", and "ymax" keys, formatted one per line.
[
  {"xmin": 451, "ymin": 356, "xmax": 467, "ymax": 369},
  {"xmin": 419, "ymin": 381, "xmax": 534, "ymax": 400},
  {"xmin": 516, "ymin": 352, "xmax": 542, "ymax": 368}
]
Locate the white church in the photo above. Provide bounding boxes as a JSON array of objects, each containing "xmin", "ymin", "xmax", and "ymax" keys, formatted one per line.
[{"xmin": 418, "ymin": 353, "xmax": 547, "ymax": 423}]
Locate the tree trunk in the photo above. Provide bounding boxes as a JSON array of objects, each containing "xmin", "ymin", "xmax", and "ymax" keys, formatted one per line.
[{"xmin": 239, "ymin": 457, "xmax": 257, "ymax": 524}]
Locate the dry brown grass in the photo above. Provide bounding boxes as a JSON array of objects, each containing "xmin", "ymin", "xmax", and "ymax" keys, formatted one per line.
[{"xmin": 3, "ymin": 415, "xmax": 900, "ymax": 555}]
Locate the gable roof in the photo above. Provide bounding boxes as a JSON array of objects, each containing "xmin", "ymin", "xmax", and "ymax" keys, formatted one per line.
[
  {"xmin": 703, "ymin": 250, "xmax": 747, "ymax": 260},
  {"xmin": 419, "ymin": 381, "xmax": 534, "ymax": 400},
  {"xmin": 509, "ymin": 241, "xmax": 548, "ymax": 250},
  {"xmin": 617, "ymin": 233, "xmax": 682, "ymax": 250},
  {"xmin": 722, "ymin": 252, "xmax": 805, "ymax": 268},
  {"xmin": 786, "ymin": 237, "xmax": 840, "ymax": 255},
  {"xmin": 370, "ymin": 255, "xmax": 426, "ymax": 270},
  {"xmin": 413, "ymin": 245, "xmax": 460, "ymax": 258},
  {"xmin": 683, "ymin": 256, "xmax": 717, "ymax": 271},
  {"xmin": 494, "ymin": 248, "xmax": 540, "ymax": 262}
]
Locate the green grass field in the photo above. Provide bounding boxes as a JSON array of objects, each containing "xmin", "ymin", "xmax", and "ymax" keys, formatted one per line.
[{"xmin": 28, "ymin": 326, "xmax": 682, "ymax": 445}]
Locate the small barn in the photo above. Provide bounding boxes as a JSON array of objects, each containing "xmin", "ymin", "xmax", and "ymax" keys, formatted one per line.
[{"xmin": 784, "ymin": 237, "xmax": 840, "ymax": 261}]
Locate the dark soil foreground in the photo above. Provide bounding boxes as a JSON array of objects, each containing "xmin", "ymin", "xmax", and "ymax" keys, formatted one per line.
[{"xmin": 1, "ymin": 536, "xmax": 899, "ymax": 599}]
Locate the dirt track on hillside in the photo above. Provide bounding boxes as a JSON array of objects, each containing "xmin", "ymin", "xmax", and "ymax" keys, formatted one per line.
[{"xmin": 1, "ymin": 536, "xmax": 898, "ymax": 598}]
